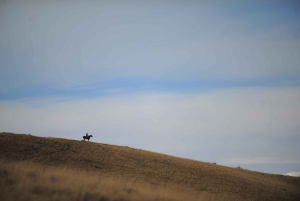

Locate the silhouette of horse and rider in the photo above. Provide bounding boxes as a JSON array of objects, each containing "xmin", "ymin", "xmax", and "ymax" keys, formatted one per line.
[{"xmin": 83, "ymin": 133, "xmax": 93, "ymax": 141}]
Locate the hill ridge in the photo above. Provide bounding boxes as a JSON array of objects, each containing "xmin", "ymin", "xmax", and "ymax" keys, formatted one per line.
[{"xmin": 1, "ymin": 132, "xmax": 300, "ymax": 201}]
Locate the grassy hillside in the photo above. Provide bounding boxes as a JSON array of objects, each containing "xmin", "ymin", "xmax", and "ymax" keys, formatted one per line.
[{"xmin": 1, "ymin": 132, "xmax": 300, "ymax": 201}]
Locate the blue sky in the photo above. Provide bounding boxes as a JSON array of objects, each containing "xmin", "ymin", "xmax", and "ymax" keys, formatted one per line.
[{"xmin": 1, "ymin": 0, "xmax": 300, "ymax": 176}]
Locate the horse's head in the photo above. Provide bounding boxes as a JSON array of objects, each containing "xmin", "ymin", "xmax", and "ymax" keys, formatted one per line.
[{"xmin": 90, "ymin": 135, "xmax": 93, "ymax": 137}]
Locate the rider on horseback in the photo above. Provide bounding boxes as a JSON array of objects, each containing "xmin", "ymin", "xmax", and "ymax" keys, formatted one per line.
[{"xmin": 83, "ymin": 133, "xmax": 93, "ymax": 141}]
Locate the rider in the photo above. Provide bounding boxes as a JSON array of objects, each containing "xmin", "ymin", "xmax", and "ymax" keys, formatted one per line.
[{"xmin": 86, "ymin": 133, "xmax": 88, "ymax": 136}]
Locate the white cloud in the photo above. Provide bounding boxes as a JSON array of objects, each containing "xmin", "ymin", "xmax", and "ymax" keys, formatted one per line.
[{"xmin": 286, "ymin": 171, "xmax": 300, "ymax": 177}]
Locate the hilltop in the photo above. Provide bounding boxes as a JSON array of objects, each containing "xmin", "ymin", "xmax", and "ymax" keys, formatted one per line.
[{"xmin": 1, "ymin": 132, "xmax": 300, "ymax": 201}]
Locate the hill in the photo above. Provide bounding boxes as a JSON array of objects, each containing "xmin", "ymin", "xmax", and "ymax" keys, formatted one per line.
[{"xmin": 1, "ymin": 132, "xmax": 300, "ymax": 201}]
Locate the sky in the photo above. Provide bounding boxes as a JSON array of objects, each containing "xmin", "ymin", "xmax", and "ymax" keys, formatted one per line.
[{"xmin": 0, "ymin": 0, "xmax": 300, "ymax": 176}]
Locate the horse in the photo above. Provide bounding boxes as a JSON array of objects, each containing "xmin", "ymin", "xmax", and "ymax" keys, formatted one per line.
[{"xmin": 83, "ymin": 135, "xmax": 93, "ymax": 141}]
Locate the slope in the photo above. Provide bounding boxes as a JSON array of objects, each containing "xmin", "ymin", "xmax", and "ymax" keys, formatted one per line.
[{"xmin": 1, "ymin": 132, "xmax": 300, "ymax": 201}]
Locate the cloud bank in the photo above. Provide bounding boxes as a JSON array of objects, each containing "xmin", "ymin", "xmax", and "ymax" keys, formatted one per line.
[
  {"xmin": 220, "ymin": 157, "xmax": 300, "ymax": 165},
  {"xmin": 286, "ymin": 171, "xmax": 300, "ymax": 177}
]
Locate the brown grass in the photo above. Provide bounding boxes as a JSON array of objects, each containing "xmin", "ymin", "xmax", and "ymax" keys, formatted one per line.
[
  {"xmin": 1, "ymin": 132, "xmax": 300, "ymax": 201},
  {"xmin": 1, "ymin": 160, "xmax": 201, "ymax": 201}
]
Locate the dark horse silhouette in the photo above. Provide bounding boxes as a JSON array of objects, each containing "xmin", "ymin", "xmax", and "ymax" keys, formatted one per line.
[{"xmin": 83, "ymin": 134, "xmax": 93, "ymax": 141}]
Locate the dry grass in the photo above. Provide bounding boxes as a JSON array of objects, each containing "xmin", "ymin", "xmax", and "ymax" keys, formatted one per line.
[
  {"xmin": 0, "ymin": 160, "xmax": 203, "ymax": 201},
  {"xmin": 1, "ymin": 132, "xmax": 300, "ymax": 201}
]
